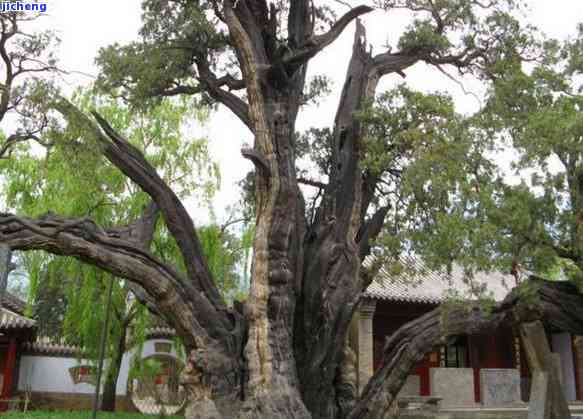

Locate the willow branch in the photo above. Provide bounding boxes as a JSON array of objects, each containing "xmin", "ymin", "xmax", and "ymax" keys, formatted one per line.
[{"xmin": 52, "ymin": 98, "xmax": 225, "ymax": 312}]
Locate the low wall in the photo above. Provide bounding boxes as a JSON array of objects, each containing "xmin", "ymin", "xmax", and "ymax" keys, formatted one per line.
[
  {"xmin": 479, "ymin": 369, "xmax": 521, "ymax": 406},
  {"xmin": 15, "ymin": 338, "xmax": 183, "ymax": 413},
  {"xmin": 16, "ymin": 391, "xmax": 135, "ymax": 412},
  {"xmin": 430, "ymin": 368, "xmax": 475, "ymax": 407},
  {"xmin": 17, "ymin": 339, "xmax": 182, "ymax": 397},
  {"xmin": 399, "ymin": 375, "xmax": 421, "ymax": 396}
]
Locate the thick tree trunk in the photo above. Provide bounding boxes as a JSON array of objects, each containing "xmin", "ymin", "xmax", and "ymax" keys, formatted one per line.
[
  {"xmin": 237, "ymin": 110, "xmax": 309, "ymax": 419},
  {"xmin": 100, "ymin": 326, "xmax": 127, "ymax": 412},
  {"xmin": 295, "ymin": 21, "xmax": 418, "ymax": 419},
  {"xmin": 222, "ymin": 3, "xmax": 312, "ymax": 417}
]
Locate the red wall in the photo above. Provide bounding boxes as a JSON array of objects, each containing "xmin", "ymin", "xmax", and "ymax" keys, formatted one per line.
[
  {"xmin": 469, "ymin": 329, "xmax": 515, "ymax": 402},
  {"xmin": 372, "ymin": 301, "xmax": 440, "ymax": 396},
  {"xmin": 373, "ymin": 300, "xmax": 517, "ymax": 400}
]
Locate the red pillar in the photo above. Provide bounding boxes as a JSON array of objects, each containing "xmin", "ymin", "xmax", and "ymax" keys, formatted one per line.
[
  {"xmin": 0, "ymin": 339, "xmax": 17, "ymax": 411},
  {"xmin": 469, "ymin": 337, "xmax": 481, "ymax": 403}
]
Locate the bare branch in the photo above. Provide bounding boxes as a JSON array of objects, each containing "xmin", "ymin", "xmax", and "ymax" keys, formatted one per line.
[
  {"xmin": 0, "ymin": 132, "xmax": 51, "ymax": 159},
  {"xmin": 283, "ymin": 5, "xmax": 374, "ymax": 69},
  {"xmin": 356, "ymin": 205, "xmax": 390, "ymax": 261},
  {"xmin": 297, "ymin": 176, "xmax": 327, "ymax": 189},
  {"xmin": 106, "ymin": 201, "xmax": 160, "ymax": 250},
  {"xmin": 241, "ymin": 147, "xmax": 271, "ymax": 178},
  {"xmin": 288, "ymin": 0, "xmax": 312, "ymax": 47},
  {"xmin": 196, "ymin": 60, "xmax": 252, "ymax": 129}
]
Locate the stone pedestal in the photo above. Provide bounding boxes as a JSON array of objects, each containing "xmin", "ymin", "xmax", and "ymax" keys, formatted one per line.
[
  {"xmin": 398, "ymin": 375, "xmax": 421, "ymax": 397},
  {"xmin": 527, "ymin": 371, "xmax": 550, "ymax": 419},
  {"xmin": 430, "ymin": 368, "xmax": 475, "ymax": 407},
  {"xmin": 520, "ymin": 321, "xmax": 571, "ymax": 419},
  {"xmin": 480, "ymin": 369, "xmax": 522, "ymax": 406},
  {"xmin": 356, "ymin": 300, "xmax": 376, "ymax": 393}
]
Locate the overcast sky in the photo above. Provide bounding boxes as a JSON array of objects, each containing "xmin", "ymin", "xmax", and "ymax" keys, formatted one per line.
[{"xmin": 27, "ymin": 0, "xmax": 583, "ymax": 223}]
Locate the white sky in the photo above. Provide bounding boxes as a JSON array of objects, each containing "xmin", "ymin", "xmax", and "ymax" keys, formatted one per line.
[{"xmin": 20, "ymin": 0, "xmax": 583, "ymax": 222}]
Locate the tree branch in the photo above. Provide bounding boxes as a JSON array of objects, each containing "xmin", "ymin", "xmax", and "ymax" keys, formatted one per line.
[
  {"xmin": 297, "ymin": 176, "xmax": 327, "ymax": 189},
  {"xmin": 0, "ymin": 212, "xmax": 208, "ymax": 348},
  {"xmin": 106, "ymin": 201, "xmax": 159, "ymax": 250},
  {"xmin": 288, "ymin": 0, "xmax": 312, "ymax": 47},
  {"xmin": 0, "ymin": 132, "xmax": 51, "ymax": 159},
  {"xmin": 283, "ymin": 5, "xmax": 374, "ymax": 69},
  {"xmin": 356, "ymin": 205, "xmax": 390, "ymax": 261},
  {"xmin": 106, "ymin": 200, "xmax": 163, "ymax": 314},
  {"xmin": 241, "ymin": 147, "xmax": 271, "ymax": 178},
  {"xmin": 196, "ymin": 59, "xmax": 252, "ymax": 129},
  {"xmin": 52, "ymin": 99, "xmax": 226, "ymax": 313}
]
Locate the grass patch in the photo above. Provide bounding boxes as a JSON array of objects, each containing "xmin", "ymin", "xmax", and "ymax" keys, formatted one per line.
[{"xmin": 4, "ymin": 412, "xmax": 182, "ymax": 419}]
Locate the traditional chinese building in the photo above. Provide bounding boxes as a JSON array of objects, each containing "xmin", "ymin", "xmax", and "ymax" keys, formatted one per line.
[
  {"xmin": 0, "ymin": 292, "xmax": 36, "ymax": 411},
  {"xmin": 351, "ymin": 259, "xmax": 583, "ymax": 407}
]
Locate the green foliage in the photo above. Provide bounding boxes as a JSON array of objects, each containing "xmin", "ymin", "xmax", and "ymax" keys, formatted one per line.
[
  {"xmin": 3, "ymin": 89, "xmax": 218, "ymax": 221},
  {"xmin": 361, "ymin": 23, "xmax": 583, "ymax": 288},
  {"xmin": 152, "ymin": 217, "xmax": 251, "ymax": 301},
  {"xmin": 0, "ymin": 12, "xmax": 62, "ymax": 145},
  {"xmin": 375, "ymin": 0, "xmax": 537, "ymax": 77},
  {"xmin": 468, "ymin": 28, "xmax": 583, "ymax": 281},
  {"xmin": 0, "ymin": 87, "xmax": 221, "ymax": 384},
  {"xmin": 94, "ymin": 1, "xmax": 341, "ymax": 109},
  {"xmin": 198, "ymin": 224, "xmax": 243, "ymax": 299},
  {"xmin": 354, "ymin": 85, "xmax": 503, "ymax": 274}
]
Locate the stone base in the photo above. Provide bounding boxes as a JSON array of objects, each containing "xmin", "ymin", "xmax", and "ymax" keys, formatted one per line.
[
  {"xmin": 185, "ymin": 398, "xmax": 222, "ymax": 419},
  {"xmin": 480, "ymin": 369, "xmax": 521, "ymax": 406},
  {"xmin": 430, "ymin": 368, "xmax": 476, "ymax": 407},
  {"xmin": 15, "ymin": 391, "xmax": 136, "ymax": 412},
  {"xmin": 399, "ymin": 375, "xmax": 421, "ymax": 397}
]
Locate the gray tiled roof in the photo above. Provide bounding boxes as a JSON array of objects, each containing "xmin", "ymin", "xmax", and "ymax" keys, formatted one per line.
[
  {"xmin": 146, "ymin": 326, "xmax": 176, "ymax": 339},
  {"xmin": 23, "ymin": 325, "xmax": 177, "ymax": 357},
  {"xmin": 0, "ymin": 307, "xmax": 36, "ymax": 330},
  {"xmin": 22, "ymin": 337, "xmax": 79, "ymax": 356},
  {"xmin": 1, "ymin": 292, "xmax": 26, "ymax": 315},
  {"xmin": 364, "ymin": 257, "xmax": 516, "ymax": 304}
]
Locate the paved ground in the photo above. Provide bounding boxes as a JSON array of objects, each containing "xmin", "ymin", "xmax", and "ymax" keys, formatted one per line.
[{"xmin": 402, "ymin": 404, "xmax": 583, "ymax": 418}]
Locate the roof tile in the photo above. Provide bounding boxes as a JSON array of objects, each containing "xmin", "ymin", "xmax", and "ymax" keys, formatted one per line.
[{"xmin": 364, "ymin": 257, "xmax": 516, "ymax": 304}]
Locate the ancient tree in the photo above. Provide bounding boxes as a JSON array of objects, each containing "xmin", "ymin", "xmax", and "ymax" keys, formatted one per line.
[
  {"xmin": 0, "ymin": 1, "xmax": 582, "ymax": 419},
  {"xmin": 0, "ymin": 8, "xmax": 59, "ymax": 156}
]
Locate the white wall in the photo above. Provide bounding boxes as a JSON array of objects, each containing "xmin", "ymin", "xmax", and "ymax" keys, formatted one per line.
[
  {"xmin": 18, "ymin": 356, "xmax": 95, "ymax": 394},
  {"xmin": 17, "ymin": 338, "xmax": 183, "ymax": 396},
  {"xmin": 552, "ymin": 332, "xmax": 577, "ymax": 402}
]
